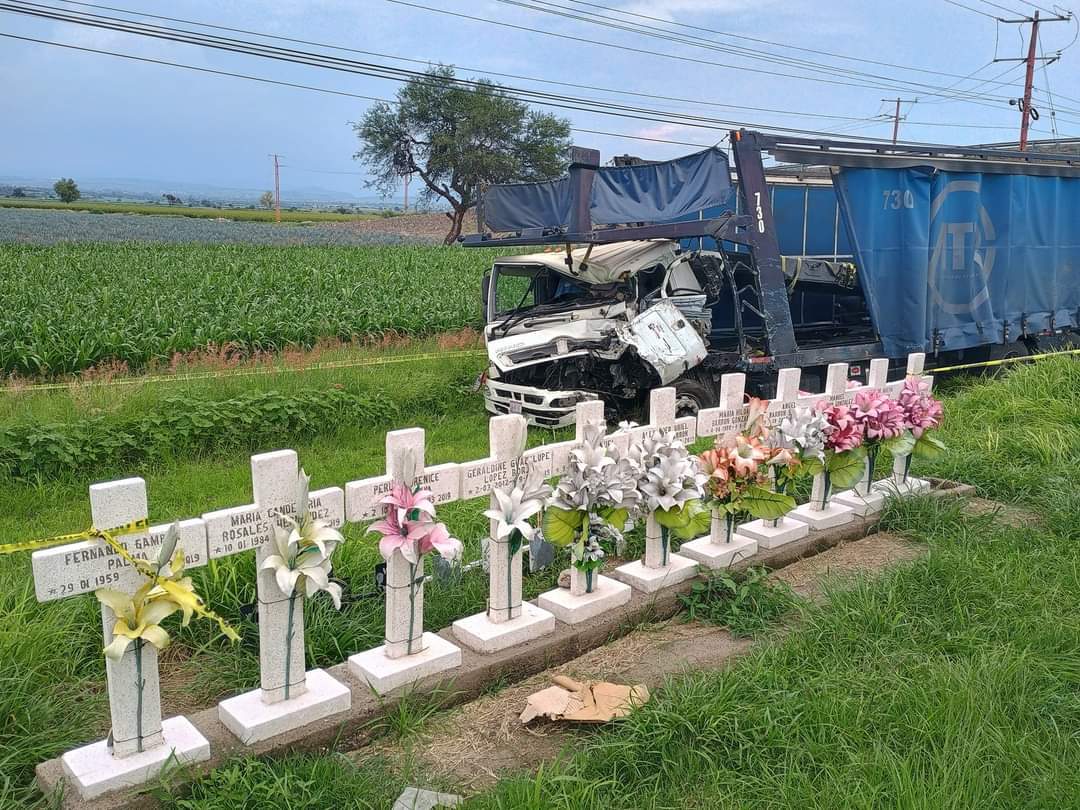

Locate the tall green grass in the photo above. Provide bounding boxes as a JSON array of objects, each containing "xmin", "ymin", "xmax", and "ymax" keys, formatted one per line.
[{"xmin": 0, "ymin": 243, "xmax": 502, "ymax": 375}]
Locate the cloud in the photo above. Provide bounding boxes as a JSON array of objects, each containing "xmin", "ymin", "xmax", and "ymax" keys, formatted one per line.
[{"xmin": 631, "ymin": 123, "xmax": 711, "ymax": 144}]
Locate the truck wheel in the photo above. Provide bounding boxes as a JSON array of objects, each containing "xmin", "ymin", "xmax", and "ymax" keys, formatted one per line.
[{"xmin": 673, "ymin": 376, "xmax": 717, "ymax": 418}]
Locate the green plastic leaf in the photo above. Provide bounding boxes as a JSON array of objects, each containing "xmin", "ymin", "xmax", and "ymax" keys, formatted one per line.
[
  {"xmin": 599, "ymin": 506, "xmax": 629, "ymax": 530},
  {"xmin": 826, "ymin": 447, "xmax": 867, "ymax": 490},
  {"xmin": 740, "ymin": 486, "xmax": 797, "ymax": 520},
  {"xmin": 671, "ymin": 500, "xmax": 711, "ymax": 540},
  {"xmin": 800, "ymin": 457, "xmax": 825, "ymax": 477},
  {"xmin": 654, "ymin": 506, "xmax": 691, "ymax": 530},
  {"xmin": 541, "ymin": 507, "xmax": 583, "ymax": 547},
  {"xmin": 912, "ymin": 432, "xmax": 946, "ymax": 460},
  {"xmin": 882, "ymin": 432, "xmax": 916, "ymax": 458}
]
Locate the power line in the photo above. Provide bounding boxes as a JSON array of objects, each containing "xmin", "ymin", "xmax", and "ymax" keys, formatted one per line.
[
  {"xmin": 5, "ymin": 4, "xmax": 1045, "ymax": 139},
  {"xmin": 942, "ymin": 0, "xmax": 1008, "ymax": 20},
  {"xmin": 41, "ymin": 0, "xmax": 907, "ymax": 122},
  {"xmin": 0, "ymin": 31, "xmax": 751, "ymax": 149},
  {"xmin": 558, "ymin": 0, "xmax": 1002, "ymax": 82},
  {"xmin": 487, "ymin": 0, "xmax": 1028, "ymax": 105},
  {"xmin": 382, "ymin": 0, "xmax": 1027, "ymax": 109}
]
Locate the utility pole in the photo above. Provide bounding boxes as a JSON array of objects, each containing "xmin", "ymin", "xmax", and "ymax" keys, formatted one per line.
[
  {"xmin": 995, "ymin": 10, "xmax": 1070, "ymax": 151},
  {"xmin": 269, "ymin": 153, "xmax": 282, "ymax": 223},
  {"xmin": 882, "ymin": 98, "xmax": 918, "ymax": 144}
]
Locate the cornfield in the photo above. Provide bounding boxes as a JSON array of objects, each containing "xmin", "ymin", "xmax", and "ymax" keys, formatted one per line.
[{"xmin": 0, "ymin": 243, "xmax": 501, "ymax": 376}]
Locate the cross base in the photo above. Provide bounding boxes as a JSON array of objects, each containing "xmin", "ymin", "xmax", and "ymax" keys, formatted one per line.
[
  {"xmin": 536, "ymin": 575, "xmax": 631, "ymax": 625},
  {"xmin": 612, "ymin": 553, "xmax": 698, "ymax": 593},
  {"xmin": 737, "ymin": 517, "xmax": 810, "ymax": 549},
  {"xmin": 873, "ymin": 477, "xmax": 932, "ymax": 496},
  {"xmin": 348, "ymin": 632, "xmax": 461, "ymax": 695},
  {"xmin": 61, "ymin": 716, "xmax": 209, "ymax": 801},
  {"xmin": 788, "ymin": 501, "xmax": 855, "ymax": 530},
  {"xmin": 833, "ymin": 488, "xmax": 887, "ymax": 516},
  {"xmin": 452, "ymin": 602, "xmax": 555, "ymax": 653},
  {"xmin": 218, "ymin": 668, "xmax": 351, "ymax": 745},
  {"xmin": 679, "ymin": 533, "xmax": 758, "ymax": 570}
]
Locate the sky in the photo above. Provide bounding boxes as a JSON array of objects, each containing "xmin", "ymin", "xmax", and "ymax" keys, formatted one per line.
[{"xmin": 2, "ymin": 0, "xmax": 1078, "ymax": 204}]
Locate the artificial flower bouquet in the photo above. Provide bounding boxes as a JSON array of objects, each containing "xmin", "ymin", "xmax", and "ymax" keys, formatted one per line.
[
  {"xmin": 484, "ymin": 467, "xmax": 552, "ymax": 616},
  {"xmin": 369, "ymin": 477, "xmax": 462, "ymax": 655},
  {"xmin": 806, "ymin": 401, "xmax": 867, "ymax": 509},
  {"xmin": 698, "ymin": 400, "xmax": 796, "ymax": 541},
  {"xmin": 635, "ymin": 429, "xmax": 710, "ymax": 565},
  {"xmin": 543, "ymin": 424, "xmax": 640, "ymax": 594},
  {"xmin": 892, "ymin": 377, "xmax": 945, "ymax": 487}
]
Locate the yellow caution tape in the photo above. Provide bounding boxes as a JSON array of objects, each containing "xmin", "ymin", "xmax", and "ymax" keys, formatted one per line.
[
  {"xmin": 1, "ymin": 517, "xmax": 240, "ymax": 642},
  {"xmin": 931, "ymin": 347, "xmax": 1080, "ymax": 373},
  {"xmin": 0, "ymin": 518, "xmax": 149, "ymax": 555},
  {"xmin": 5, "ymin": 349, "xmax": 489, "ymax": 393}
]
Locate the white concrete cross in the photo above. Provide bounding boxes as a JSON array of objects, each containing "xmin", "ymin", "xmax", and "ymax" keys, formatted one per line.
[
  {"xmin": 31, "ymin": 478, "xmax": 211, "ymax": 799},
  {"xmin": 833, "ymin": 358, "xmax": 892, "ymax": 515},
  {"xmin": 880, "ymin": 352, "xmax": 935, "ymax": 493},
  {"xmin": 32, "ymin": 478, "xmax": 208, "ymax": 759},
  {"xmin": 451, "ymin": 415, "xmax": 558, "ymax": 653},
  {"xmin": 345, "ymin": 428, "xmax": 460, "ymax": 661},
  {"xmin": 627, "ymin": 387, "xmax": 697, "ymax": 447},
  {"xmin": 203, "ymin": 450, "xmax": 344, "ymax": 704},
  {"xmin": 696, "ymin": 372, "xmax": 749, "ymax": 440},
  {"xmin": 346, "ymin": 428, "xmax": 462, "ymax": 694},
  {"xmin": 461, "ymin": 414, "xmax": 532, "ymax": 623}
]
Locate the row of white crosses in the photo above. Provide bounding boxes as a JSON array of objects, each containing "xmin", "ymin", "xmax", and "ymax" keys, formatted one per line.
[{"xmin": 29, "ymin": 353, "xmax": 933, "ymax": 801}]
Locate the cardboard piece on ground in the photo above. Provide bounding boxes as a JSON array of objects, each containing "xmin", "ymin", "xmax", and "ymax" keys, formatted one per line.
[{"xmin": 519, "ymin": 675, "xmax": 650, "ymax": 724}]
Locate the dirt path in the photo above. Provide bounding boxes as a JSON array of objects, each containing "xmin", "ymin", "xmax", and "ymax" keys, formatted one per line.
[{"xmin": 349, "ymin": 531, "xmax": 924, "ymax": 793}]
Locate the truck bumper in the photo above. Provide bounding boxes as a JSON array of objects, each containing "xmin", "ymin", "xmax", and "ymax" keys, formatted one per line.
[{"xmin": 484, "ymin": 379, "xmax": 596, "ymax": 429}]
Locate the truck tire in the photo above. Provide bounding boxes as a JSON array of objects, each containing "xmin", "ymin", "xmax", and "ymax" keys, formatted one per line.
[{"xmin": 673, "ymin": 374, "xmax": 718, "ymax": 418}]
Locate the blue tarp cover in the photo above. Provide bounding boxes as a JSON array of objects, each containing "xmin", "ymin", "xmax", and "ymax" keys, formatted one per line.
[
  {"xmin": 482, "ymin": 147, "xmax": 733, "ymax": 232},
  {"xmin": 834, "ymin": 166, "xmax": 1080, "ymax": 355}
]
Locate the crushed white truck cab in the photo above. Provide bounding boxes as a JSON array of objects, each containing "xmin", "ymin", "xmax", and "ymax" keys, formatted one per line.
[{"xmin": 481, "ymin": 241, "xmax": 710, "ymax": 427}]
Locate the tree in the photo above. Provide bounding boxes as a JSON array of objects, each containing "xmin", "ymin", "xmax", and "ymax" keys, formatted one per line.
[
  {"xmin": 353, "ymin": 66, "xmax": 571, "ymax": 244},
  {"xmin": 54, "ymin": 178, "xmax": 80, "ymax": 203},
  {"xmin": 259, "ymin": 190, "xmax": 275, "ymax": 210},
  {"xmin": 162, "ymin": 193, "xmax": 183, "ymax": 206},
  {"xmin": 11, "ymin": 187, "xmax": 26, "ymax": 198}
]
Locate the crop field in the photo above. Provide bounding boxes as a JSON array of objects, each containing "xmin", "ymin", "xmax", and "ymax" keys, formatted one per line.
[
  {"xmin": 0, "ymin": 197, "xmax": 379, "ymax": 222},
  {"xmin": 0, "ymin": 242, "xmax": 500, "ymax": 375},
  {"xmin": 0, "ymin": 206, "xmax": 432, "ymax": 246}
]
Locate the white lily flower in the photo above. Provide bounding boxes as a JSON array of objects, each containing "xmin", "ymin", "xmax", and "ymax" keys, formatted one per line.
[{"xmin": 260, "ymin": 469, "xmax": 344, "ymax": 610}]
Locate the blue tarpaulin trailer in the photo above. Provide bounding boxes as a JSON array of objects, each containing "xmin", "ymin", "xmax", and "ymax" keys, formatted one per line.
[{"xmin": 464, "ymin": 130, "xmax": 1080, "ymax": 408}]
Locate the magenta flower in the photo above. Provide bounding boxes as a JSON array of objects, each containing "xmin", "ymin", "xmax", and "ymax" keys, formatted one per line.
[
  {"xmin": 898, "ymin": 379, "xmax": 944, "ymax": 438},
  {"xmin": 816, "ymin": 401, "xmax": 864, "ymax": 453},
  {"xmin": 370, "ymin": 481, "xmax": 462, "ymax": 563},
  {"xmin": 853, "ymin": 389, "xmax": 906, "ymax": 442}
]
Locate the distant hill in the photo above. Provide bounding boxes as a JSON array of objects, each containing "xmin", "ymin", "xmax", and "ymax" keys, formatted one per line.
[{"xmin": 0, "ymin": 173, "xmax": 398, "ymax": 209}]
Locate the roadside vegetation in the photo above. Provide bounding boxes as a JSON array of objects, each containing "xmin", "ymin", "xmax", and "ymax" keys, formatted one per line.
[
  {"xmin": 0, "ymin": 243, "xmax": 501, "ymax": 376},
  {"xmin": 76, "ymin": 355, "xmax": 1074, "ymax": 810},
  {"xmin": 0, "ymin": 196, "xmax": 381, "ymax": 222}
]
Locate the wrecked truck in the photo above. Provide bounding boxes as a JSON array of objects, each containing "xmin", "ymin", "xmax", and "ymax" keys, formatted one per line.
[{"xmin": 464, "ymin": 130, "xmax": 1080, "ymax": 428}]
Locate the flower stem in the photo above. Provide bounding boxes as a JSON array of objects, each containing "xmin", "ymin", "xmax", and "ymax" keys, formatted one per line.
[
  {"xmin": 134, "ymin": 639, "xmax": 144, "ymax": 754},
  {"xmin": 725, "ymin": 512, "xmax": 734, "ymax": 544},
  {"xmin": 585, "ymin": 567, "xmax": 595, "ymax": 594},
  {"xmin": 506, "ymin": 541, "xmax": 515, "ymax": 619},
  {"xmin": 903, "ymin": 453, "xmax": 912, "ymax": 484},
  {"xmin": 284, "ymin": 590, "xmax": 298, "ymax": 701},
  {"xmin": 660, "ymin": 525, "xmax": 669, "ymax": 567},
  {"xmin": 821, "ymin": 470, "xmax": 832, "ymax": 509},
  {"xmin": 407, "ymin": 562, "xmax": 418, "ymax": 655}
]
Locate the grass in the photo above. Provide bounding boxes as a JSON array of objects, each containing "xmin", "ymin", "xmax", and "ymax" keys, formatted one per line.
[
  {"xmin": 0, "ymin": 351, "xmax": 570, "ymax": 808},
  {"xmin": 455, "ymin": 356, "xmax": 1080, "ymax": 809},
  {"xmin": 2, "ymin": 357, "xmax": 1076, "ymax": 808},
  {"xmin": 0, "ymin": 243, "xmax": 502, "ymax": 376},
  {"xmin": 0, "ymin": 197, "xmax": 379, "ymax": 223}
]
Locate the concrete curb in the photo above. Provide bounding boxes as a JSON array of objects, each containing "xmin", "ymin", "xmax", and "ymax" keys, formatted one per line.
[{"xmin": 37, "ymin": 479, "xmax": 975, "ymax": 809}]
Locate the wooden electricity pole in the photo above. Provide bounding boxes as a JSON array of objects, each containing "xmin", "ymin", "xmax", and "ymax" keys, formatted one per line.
[
  {"xmin": 883, "ymin": 98, "xmax": 918, "ymax": 144},
  {"xmin": 995, "ymin": 10, "xmax": 1069, "ymax": 151},
  {"xmin": 270, "ymin": 153, "xmax": 282, "ymax": 223}
]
